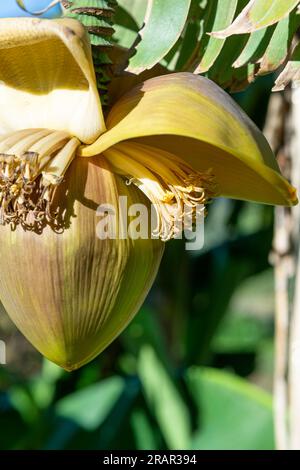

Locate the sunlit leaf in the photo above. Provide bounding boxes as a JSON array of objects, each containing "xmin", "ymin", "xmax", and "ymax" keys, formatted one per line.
[
  {"xmin": 55, "ymin": 377, "xmax": 125, "ymax": 431},
  {"xmin": 273, "ymin": 41, "xmax": 300, "ymax": 91},
  {"xmin": 186, "ymin": 367, "xmax": 275, "ymax": 450},
  {"xmin": 138, "ymin": 345, "xmax": 191, "ymax": 450},
  {"xmin": 194, "ymin": 0, "xmax": 238, "ymax": 73},
  {"xmin": 232, "ymin": 27, "xmax": 273, "ymax": 68},
  {"xmin": 114, "ymin": 0, "xmax": 147, "ymax": 49},
  {"xmin": 258, "ymin": 11, "xmax": 300, "ymax": 75},
  {"xmin": 127, "ymin": 0, "xmax": 191, "ymax": 74},
  {"xmin": 131, "ymin": 408, "xmax": 159, "ymax": 450},
  {"xmin": 212, "ymin": 0, "xmax": 299, "ymax": 37},
  {"xmin": 201, "ymin": 0, "xmax": 252, "ymax": 90}
]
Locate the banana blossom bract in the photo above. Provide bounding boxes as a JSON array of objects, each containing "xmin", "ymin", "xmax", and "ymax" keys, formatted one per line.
[{"xmin": 0, "ymin": 18, "xmax": 297, "ymax": 370}]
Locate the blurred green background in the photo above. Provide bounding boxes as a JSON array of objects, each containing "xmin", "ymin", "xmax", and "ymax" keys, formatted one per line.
[
  {"xmin": 0, "ymin": 1, "xmax": 278, "ymax": 451},
  {"xmin": 0, "ymin": 75, "xmax": 277, "ymax": 450}
]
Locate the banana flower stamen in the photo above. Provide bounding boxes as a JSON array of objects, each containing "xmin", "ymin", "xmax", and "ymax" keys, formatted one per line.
[
  {"xmin": 104, "ymin": 143, "xmax": 219, "ymax": 241},
  {"xmin": 0, "ymin": 129, "xmax": 80, "ymax": 227}
]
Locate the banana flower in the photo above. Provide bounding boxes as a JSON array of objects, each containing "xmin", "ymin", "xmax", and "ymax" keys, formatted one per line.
[{"xmin": 0, "ymin": 18, "xmax": 297, "ymax": 370}]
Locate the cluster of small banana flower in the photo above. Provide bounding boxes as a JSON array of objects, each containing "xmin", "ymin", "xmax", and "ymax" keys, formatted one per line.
[{"xmin": 0, "ymin": 14, "xmax": 297, "ymax": 370}]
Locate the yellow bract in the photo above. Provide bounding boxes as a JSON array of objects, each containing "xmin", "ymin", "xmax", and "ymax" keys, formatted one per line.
[
  {"xmin": 0, "ymin": 157, "xmax": 164, "ymax": 370},
  {"xmin": 81, "ymin": 73, "xmax": 297, "ymax": 206},
  {"xmin": 0, "ymin": 18, "xmax": 105, "ymax": 143}
]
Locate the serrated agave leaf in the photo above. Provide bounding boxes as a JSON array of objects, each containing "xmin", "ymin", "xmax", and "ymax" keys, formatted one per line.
[
  {"xmin": 194, "ymin": 0, "xmax": 238, "ymax": 73},
  {"xmin": 126, "ymin": 0, "xmax": 191, "ymax": 74},
  {"xmin": 201, "ymin": 0, "xmax": 252, "ymax": 88},
  {"xmin": 273, "ymin": 42, "xmax": 300, "ymax": 91},
  {"xmin": 179, "ymin": 0, "xmax": 216, "ymax": 72},
  {"xmin": 114, "ymin": 0, "xmax": 147, "ymax": 49},
  {"xmin": 207, "ymin": 30, "xmax": 250, "ymax": 88},
  {"xmin": 0, "ymin": 18, "xmax": 105, "ymax": 143},
  {"xmin": 232, "ymin": 27, "xmax": 273, "ymax": 68},
  {"xmin": 212, "ymin": 0, "xmax": 299, "ymax": 37},
  {"xmin": 175, "ymin": 13, "xmax": 204, "ymax": 71},
  {"xmin": 183, "ymin": 0, "xmax": 241, "ymax": 73},
  {"xmin": 81, "ymin": 73, "xmax": 297, "ymax": 206},
  {"xmin": 258, "ymin": 12, "xmax": 300, "ymax": 75},
  {"xmin": 0, "ymin": 157, "xmax": 164, "ymax": 370}
]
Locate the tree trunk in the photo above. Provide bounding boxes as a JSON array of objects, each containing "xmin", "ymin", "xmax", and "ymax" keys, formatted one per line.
[{"xmin": 268, "ymin": 86, "xmax": 300, "ymax": 450}]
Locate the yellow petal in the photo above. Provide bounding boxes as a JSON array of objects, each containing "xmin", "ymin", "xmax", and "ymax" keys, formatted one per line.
[
  {"xmin": 81, "ymin": 73, "xmax": 297, "ymax": 206},
  {"xmin": 0, "ymin": 18, "xmax": 105, "ymax": 143}
]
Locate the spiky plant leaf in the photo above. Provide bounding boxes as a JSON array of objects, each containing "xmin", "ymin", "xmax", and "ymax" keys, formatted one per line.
[
  {"xmin": 273, "ymin": 42, "xmax": 300, "ymax": 91},
  {"xmin": 257, "ymin": 11, "xmax": 300, "ymax": 75},
  {"xmin": 113, "ymin": 0, "xmax": 300, "ymax": 91},
  {"xmin": 194, "ymin": 0, "xmax": 238, "ymax": 74},
  {"xmin": 212, "ymin": 0, "xmax": 299, "ymax": 37},
  {"xmin": 113, "ymin": 0, "xmax": 146, "ymax": 48},
  {"xmin": 126, "ymin": 0, "xmax": 191, "ymax": 74},
  {"xmin": 232, "ymin": 27, "xmax": 274, "ymax": 68}
]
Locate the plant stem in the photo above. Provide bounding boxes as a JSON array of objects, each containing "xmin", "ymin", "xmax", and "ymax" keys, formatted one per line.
[
  {"xmin": 265, "ymin": 92, "xmax": 292, "ymax": 450},
  {"xmin": 288, "ymin": 85, "xmax": 300, "ymax": 450},
  {"xmin": 273, "ymin": 211, "xmax": 291, "ymax": 450},
  {"xmin": 267, "ymin": 87, "xmax": 300, "ymax": 450}
]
